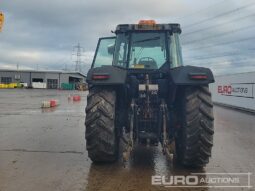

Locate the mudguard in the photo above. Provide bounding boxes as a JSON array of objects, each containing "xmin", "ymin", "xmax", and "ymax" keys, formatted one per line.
[
  {"xmin": 86, "ymin": 65, "xmax": 127, "ymax": 85},
  {"xmin": 169, "ymin": 65, "xmax": 214, "ymax": 85}
]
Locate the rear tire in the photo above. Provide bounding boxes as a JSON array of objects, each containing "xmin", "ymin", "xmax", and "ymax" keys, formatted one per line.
[
  {"xmin": 85, "ymin": 88, "xmax": 118, "ymax": 162},
  {"xmin": 176, "ymin": 86, "xmax": 214, "ymax": 167}
]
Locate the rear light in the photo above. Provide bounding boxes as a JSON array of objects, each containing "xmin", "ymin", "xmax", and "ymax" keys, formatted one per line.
[
  {"xmin": 189, "ymin": 73, "xmax": 208, "ymax": 80},
  {"xmin": 92, "ymin": 73, "xmax": 110, "ymax": 80}
]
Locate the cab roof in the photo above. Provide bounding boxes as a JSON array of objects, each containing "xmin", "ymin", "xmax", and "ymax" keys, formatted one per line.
[{"xmin": 115, "ymin": 23, "xmax": 182, "ymax": 34}]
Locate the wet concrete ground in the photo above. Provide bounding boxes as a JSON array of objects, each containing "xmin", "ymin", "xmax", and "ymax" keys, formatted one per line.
[{"xmin": 0, "ymin": 89, "xmax": 254, "ymax": 191}]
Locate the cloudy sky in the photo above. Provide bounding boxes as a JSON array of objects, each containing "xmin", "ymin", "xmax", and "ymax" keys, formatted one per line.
[{"xmin": 1, "ymin": 0, "xmax": 255, "ymax": 75}]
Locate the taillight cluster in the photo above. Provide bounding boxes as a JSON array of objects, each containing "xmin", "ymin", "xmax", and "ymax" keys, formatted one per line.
[{"xmin": 92, "ymin": 74, "xmax": 110, "ymax": 80}]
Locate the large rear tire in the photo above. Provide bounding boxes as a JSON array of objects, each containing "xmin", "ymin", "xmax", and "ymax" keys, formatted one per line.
[
  {"xmin": 176, "ymin": 86, "xmax": 214, "ymax": 167},
  {"xmin": 85, "ymin": 88, "xmax": 118, "ymax": 162}
]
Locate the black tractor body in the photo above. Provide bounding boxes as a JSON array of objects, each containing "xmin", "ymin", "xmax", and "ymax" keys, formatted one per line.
[{"xmin": 85, "ymin": 20, "xmax": 214, "ymax": 167}]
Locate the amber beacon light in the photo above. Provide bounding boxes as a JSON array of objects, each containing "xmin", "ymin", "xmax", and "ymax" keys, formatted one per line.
[{"xmin": 138, "ymin": 20, "xmax": 156, "ymax": 25}]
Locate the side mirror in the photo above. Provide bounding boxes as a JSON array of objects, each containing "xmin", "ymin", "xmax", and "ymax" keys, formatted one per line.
[{"xmin": 107, "ymin": 43, "xmax": 115, "ymax": 55}]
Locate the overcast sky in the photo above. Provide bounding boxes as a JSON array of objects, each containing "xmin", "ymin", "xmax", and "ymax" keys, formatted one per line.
[{"xmin": 1, "ymin": 0, "xmax": 255, "ymax": 75}]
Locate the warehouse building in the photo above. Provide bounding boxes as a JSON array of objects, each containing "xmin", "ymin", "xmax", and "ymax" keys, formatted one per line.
[{"xmin": 0, "ymin": 69, "xmax": 86, "ymax": 89}]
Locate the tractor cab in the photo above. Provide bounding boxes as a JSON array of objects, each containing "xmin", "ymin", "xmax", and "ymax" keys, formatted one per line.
[{"xmin": 91, "ymin": 20, "xmax": 183, "ymax": 71}]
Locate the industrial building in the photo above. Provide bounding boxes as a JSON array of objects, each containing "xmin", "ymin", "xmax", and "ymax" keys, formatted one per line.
[
  {"xmin": 0, "ymin": 69, "xmax": 86, "ymax": 89},
  {"xmin": 210, "ymin": 71, "xmax": 255, "ymax": 112}
]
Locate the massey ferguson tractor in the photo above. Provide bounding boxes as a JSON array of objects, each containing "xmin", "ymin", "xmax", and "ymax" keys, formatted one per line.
[{"xmin": 85, "ymin": 20, "xmax": 214, "ymax": 167}]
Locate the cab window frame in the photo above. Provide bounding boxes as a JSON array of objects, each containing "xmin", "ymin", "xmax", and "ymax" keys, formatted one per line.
[
  {"xmin": 91, "ymin": 36, "xmax": 116, "ymax": 68},
  {"xmin": 127, "ymin": 31, "xmax": 170, "ymax": 70}
]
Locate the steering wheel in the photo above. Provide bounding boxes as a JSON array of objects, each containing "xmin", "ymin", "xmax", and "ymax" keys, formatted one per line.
[
  {"xmin": 138, "ymin": 57, "xmax": 157, "ymax": 69},
  {"xmin": 138, "ymin": 57, "xmax": 156, "ymax": 63}
]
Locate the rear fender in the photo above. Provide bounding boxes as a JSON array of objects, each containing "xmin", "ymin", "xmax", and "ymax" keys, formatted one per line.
[
  {"xmin": 86, "ymin": 66, "xmax": 127, "ymax": 86},
  {"xmin": 169, "ymin": 65, "xmax": 214, "ymax": 85}
]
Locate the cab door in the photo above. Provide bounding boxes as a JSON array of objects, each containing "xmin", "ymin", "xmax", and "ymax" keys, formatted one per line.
[{"xmin": 92, "ymin": 37, "xmax": 116, "ymax": 68}]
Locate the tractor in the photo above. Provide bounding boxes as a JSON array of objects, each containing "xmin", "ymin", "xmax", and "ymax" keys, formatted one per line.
[{"xmin": 85, "ymin": 20, "xmax": 214, "ymax": 167}]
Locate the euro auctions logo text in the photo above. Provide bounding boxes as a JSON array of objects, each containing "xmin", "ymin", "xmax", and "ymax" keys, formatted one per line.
[
  {"xmin": 152, "ymin": 175, "xmax": 200, "ymax": 186},
  {"xmin": 151, "ymin": 173, "xmax": 252, "ymax": 188},
  {"xmin": 218, "ymin": 85, "xmax": 249, "ymax": 95},
  {"xmin": 217, "ymin": 83, "xmax": 253, "ymax": 98},
  {"xmin": 218, "ymin": 85, "xmax": 233, "ymax": 95}
]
